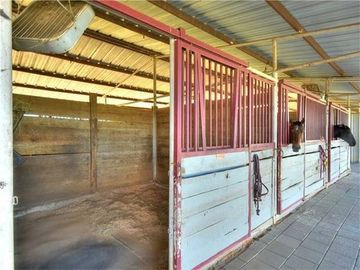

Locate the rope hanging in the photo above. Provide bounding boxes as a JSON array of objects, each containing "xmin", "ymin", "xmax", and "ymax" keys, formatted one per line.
[{"xmin": 253, "ymin": 154, "xmax": 269, "ymax": 216}]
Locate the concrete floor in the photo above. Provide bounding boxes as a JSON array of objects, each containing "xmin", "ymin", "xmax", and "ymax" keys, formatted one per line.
[{"xmin": 224, "ymin": 164, "xmax": 360, "ymax": 270}]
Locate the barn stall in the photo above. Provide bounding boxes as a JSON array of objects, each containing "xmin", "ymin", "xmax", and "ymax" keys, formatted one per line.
[
  {"xmin": 0, "ymin": 1, "xmax": 358, "ymax": 270},
  {"xmin": 277, "ymin": 81, "xmax": 328, "ymax": 215},
  {"xmin": 12, "ymin": 1, "xmax": 172, "ymax": 269}
]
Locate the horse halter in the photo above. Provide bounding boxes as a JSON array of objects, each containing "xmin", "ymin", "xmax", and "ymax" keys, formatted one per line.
[{"xmin": 253, "ymin": 154, "xmax": 269, "ymax": 215}]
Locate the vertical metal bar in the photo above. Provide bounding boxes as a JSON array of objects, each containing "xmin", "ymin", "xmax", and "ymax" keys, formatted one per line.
[
  {"xmin": 189, "ymin": 52, "xmax": 193, "ymax": 150},
  {"xmin": 238, "ymin": 70, "xmax": 242, "ymax": 148},
  {"xmin": 225, "ymin": 67, "xmax": 229, "ymax": 146},
  {"xmin": 215, "ymin": 63, "xmax": 218, "ymax": 147},
  {"xmin": 194, "ymin": 53, "xmax": 199, "ymax": 151},
  {"xmin": 232, "ymin": 69, "xmax": 240, "ymax": 148},
  {"xmin": 209, "ymin": 61, "xmax": 213, "ymax": 147},
  {"xmin": 90, "ymin": 94, "xmax": 98, "ymax": 192},
  {"xmin": 197, "ymin": 54, "xmax": 206, "ymax": 150},
  {"xmin": 249, "ymin": 74, "xmax": 253, "ymax": 146},
  {"xmin": 152, "ymin": 57, "xmax": 158, "ymax": 181},
  {"xmin": 220, "ymin": 65, "xmax": 224, "ymax": 147},
  {"xmin": 243, "ymin": 71, "xmax": 248, "ymax": 146},
  {"xmin": 0, "ymin": 2, "xmax": 13, "ymax": 268},
  {"xmin": 261, "ymin": 81, "xmax": 264, "ymax": 143},
  {"xmin": 285, "ymin": 89, "xmax": 289, "ymax": 144},
  {"xmin": 186, "ymin": 50, "xmax": 190, "ymax": 151}
]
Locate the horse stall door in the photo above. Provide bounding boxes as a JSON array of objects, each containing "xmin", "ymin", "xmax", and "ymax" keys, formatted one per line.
[
  {"xmin": 277, "ymin": 82, "xmax": 305, "ymax": 214},
  {"xmin": 173, "ymin": 40, "xmax": 250, "ymax": 269},
  {"xmin": 180, "ymin": 153, "xmax": 249, "ymax": 269},
  {"xmin": 304, "ymin": 98, "xmax": 327, "ymax": 197}
]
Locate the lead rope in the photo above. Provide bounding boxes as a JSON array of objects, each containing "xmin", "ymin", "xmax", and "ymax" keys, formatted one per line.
[
  {"xmin": 319, "ymin": 145, "xmax": 327, "ymax": 178},
  {"xmin": 253, "ymin": 154, "xmax": 269, "ymax": 215}
]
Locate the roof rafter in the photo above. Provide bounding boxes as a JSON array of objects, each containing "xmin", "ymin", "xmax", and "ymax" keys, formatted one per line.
[
  {"xmin": 13, "ymin": 66, "xmax": 169, "ymax": 95},
  {"xmin": 13, "ymin": 82, "xmax": 168, "ymax": 105},
  {"xmin": 266, "ymin": 0, "xmax": 360, "ymax": 94},
  {"xmin": 38, "ymin": 52, "xmax": 170, "ymax": 83},
  {"xmin": 83, "ymin": 29, "xmax": 168, "ymax": 61}
]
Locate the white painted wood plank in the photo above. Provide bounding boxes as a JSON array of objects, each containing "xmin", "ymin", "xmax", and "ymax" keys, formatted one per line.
[
  {"xmin": 182, "ymin": 196, "xmax": 248, "ymax": 238},
  {"xmin": 282, "ymin": 182, "xmax": 303, "ymax": 201},
  {"xmin": 181, "ymin": 152, "xmax": 248, "ymax": 177},
  {"xmin": 305, "ymin": 179, "xmax": 323, "ymax": 197},
  {"xmin": 182, "ymin": 180, "xmax": 248, "ymax": 218},
  {"xmin": 182, "ymin": 166, "xmax": 248, "ymax": 199},
  {"xmin": 181, "ymin": 213, "xmax": 248, "ymax": 270}
]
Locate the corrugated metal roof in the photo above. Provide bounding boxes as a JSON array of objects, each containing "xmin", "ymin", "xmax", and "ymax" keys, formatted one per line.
[
  {"xmin": 11, "ymin": 0, "xmax": 360, "ymax": 107},
  {"xmin": 165, "ymin": 0, "xmax": 360, "ymax": 101}
]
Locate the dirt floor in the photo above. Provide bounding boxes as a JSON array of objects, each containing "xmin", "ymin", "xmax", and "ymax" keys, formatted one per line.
[{"xmin": 15, "ymin": 184, "xmax": 169, "ymax": 270}]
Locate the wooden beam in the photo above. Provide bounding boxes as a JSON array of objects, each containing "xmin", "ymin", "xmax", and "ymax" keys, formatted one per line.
[
  {"xmin": 83, "ymin": 29, "xmax": 169, "ymax": 61},
  {"xmin": 40, "ymin": 52, "xmax": 170, "ymax": 83},
  {"xmin": 220, "ymin": 23, "xmax": 360, "ymax": 48},
  {"xmin": 89, "ymin": 94, "xmax": 98, "ymax": 192},
  {"xmin": 13, "ymin": 66, "xmax": 169, "ymax": 95},
  {"xmin": 276, "ymin": 51, "xmax": 360, "ymax": 73},
  {"xmin": 279, "ymin": 76, "xmax": 360, "ymax": 82},
  {"xmin": 12, "ymin": 82, "xmax": 168, "ymax": 105},
  {"xmin": 148, "ymin": 0, "xmax": 274, "ymax": 66},
  {"xmin": 92, "ymin": 5, "xmax": 169, "ymax": 44},
  {"xmin": 266, "ymin": 0, "xmax": 360, "ymax": 94}
]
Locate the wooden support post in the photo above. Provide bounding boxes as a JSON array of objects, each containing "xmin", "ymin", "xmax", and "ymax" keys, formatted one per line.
[
  {"xmin": 89, "ymin": 94, "xmax": 98, "ymax": 192},
  {"xmin": 0, "ymin": 1, "xmax": 14, "ymax": 268},
  {"xmin": 152, "ymin": 56, "xmax": 158, "ymax": 182},
  {"xmin": 272, "ymin": 39, "xmax": 279, "ymax": 219}
]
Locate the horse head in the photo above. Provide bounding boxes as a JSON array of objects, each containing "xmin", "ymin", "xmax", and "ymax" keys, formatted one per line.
[
  {"xmin": 334, "ymin": 124, "xmax": 356, "ymax": 146},
  {"xmin": 290, "ymin": 118, "xmax": 305, "ymax": 152}
]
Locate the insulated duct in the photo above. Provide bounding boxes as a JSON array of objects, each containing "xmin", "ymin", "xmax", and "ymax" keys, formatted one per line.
[{"xmin": 12, "ymin": 1, "xmax": 94, "ymax": 54}]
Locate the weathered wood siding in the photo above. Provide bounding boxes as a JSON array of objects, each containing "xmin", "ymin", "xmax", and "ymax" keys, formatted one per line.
[
  {"xmin": 280, "ymin": 144, "xmax": 305, "ymax": 211},
  {"xmin": 180, "ymin": 152, "xmax": 249, "ymax": 269},
  {"xmin": 250, "ymin": 149, "xmax": 273, "ymax": 230},
  {"xmin": 97, "ymin": 104, "xmax": 152, "ymax": 189},
  {"xmin": 157, "ymin": 107, "xmax": 169, "ymax": 185},
  {"xmin": 304, "ymin": 141, "xmax": 325, "ymax": 197},
  {"xmin": 14, "ymin": 95, "xmax": 153, "ymax": 209}
]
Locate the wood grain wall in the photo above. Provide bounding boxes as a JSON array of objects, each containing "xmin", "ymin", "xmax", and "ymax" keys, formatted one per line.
[
  {"xmin": 14, "ymin": 95, "xmax": 155, "ymax": 209},
  {"xmin": 157, "ymin": 107, "xmax": 169, "ymax": 185}
]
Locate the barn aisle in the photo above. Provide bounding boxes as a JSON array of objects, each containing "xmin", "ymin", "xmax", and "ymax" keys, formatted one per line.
[
  {"xmin": 223, "ymin": 164, "xmax": 360, "ymax": 270},
  {"xmin": 15, "ymin": 184, "xmax": 168, "ymax": 270}
]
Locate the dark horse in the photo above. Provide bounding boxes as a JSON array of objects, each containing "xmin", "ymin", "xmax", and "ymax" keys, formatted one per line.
[
  {"xmin": 334, "ymin": 124, "xmax": 356, "ymax": 146},
  {"xmin": 290, "ymin": 118, "xmax": 305, "ymax": 152}
]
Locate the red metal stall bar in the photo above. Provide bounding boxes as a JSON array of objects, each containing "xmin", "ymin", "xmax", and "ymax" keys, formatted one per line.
[{"xmin": 305, "ymin": 94, "xmax": 326, "ymax": 142}]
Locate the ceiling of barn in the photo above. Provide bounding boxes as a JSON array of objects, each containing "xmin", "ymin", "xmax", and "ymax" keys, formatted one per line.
[{"xmin": 11, "ymin": 0, "xmax": 360, "ymax": 110}]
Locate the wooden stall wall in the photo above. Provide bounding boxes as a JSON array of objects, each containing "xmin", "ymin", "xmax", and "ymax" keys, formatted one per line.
[
  {"xmin": 14, "ymin": 95, "xmax": 153, "ymax": 209},
  {"xmin": 97, "ymin": 103, "xmax": 153, "ymax": 189},
  {"xmin": 180, "ymin": 152, "xmax": 249, "ymax": 270},
  {"xmin": 157, "ymin": 107, "xmax": 170, "ymax": 185}
]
